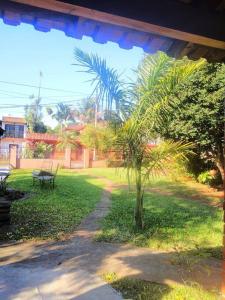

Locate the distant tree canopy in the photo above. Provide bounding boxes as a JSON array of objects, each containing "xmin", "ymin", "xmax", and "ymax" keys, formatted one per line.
[
  {"xmin": 77, "ymin": 98, "xmax": 96, "ymax": 123},
  {"xmin": 80, "ymin": 124, "xmax": 115, "ymax": 154},
  {"xmin": 25, "ymin": 98, "xmax": 47, "ymax": 133},
  {"xmin": 158, "ymin": 62, "xmax": 225, "ymax": 180},
  {"xmin": 47, "ymin": 103, "xmax": 76, "ymax": 131}
]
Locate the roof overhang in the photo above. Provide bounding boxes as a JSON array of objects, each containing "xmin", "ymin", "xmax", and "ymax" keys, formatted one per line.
[{"xmin": 1, "ymin": 0, "xmax": 225, "ymax": 61}]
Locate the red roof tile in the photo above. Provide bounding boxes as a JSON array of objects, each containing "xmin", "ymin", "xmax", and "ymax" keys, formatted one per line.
[
  {"xmin": 2, "ymin": 116, "xmax": 26, "ymax": 124},
  {"xmin": 26, "ymin": 133, "xmax": 58, "ymax": 142},
  {"xmin": 65, "ymin": 124, "xmax": 85, "ymax": 132}
]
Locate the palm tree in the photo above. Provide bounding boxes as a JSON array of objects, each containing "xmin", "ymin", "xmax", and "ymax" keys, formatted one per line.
[
  {"xmin": 47, "ymin": 103, "xmax": 76, "ymax": 132},
  {"xmin": 25, "ymin": 98, "xmax": 45, "ymax": 132},
  {"xmin": 77, "ymin": 97, "xmax": 96, "ymax": 124},
  {"xmin": 74, "ymin": 49, "xmax": 205, "ymax": 228}
]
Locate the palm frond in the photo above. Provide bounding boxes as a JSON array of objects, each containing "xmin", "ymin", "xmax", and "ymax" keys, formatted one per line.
[
  {"xmin": 143, "ymin": 140, "xmax": 194, "ymax": 181},
  {"xmin": 74, "ymin": 48, "xmax": 127, "ymax": 114},
  {"xmin": 130, "ymin": 53, "xmax": 205, "ymax": 139}
]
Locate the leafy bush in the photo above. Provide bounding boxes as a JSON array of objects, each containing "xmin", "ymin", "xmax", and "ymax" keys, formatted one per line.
[
  {"xmin": 22, "ymin": 142, "xmax": 53, "ymax": 159},
  {"xmin": 80, "ymin": 124, "xmax": 115, "ymax": 154},
  {"xmin": 197, "ymin": 171, "xmax": 213, "ymax": 185},
  {"xmin": 33, "ymin": 142, "xmax": 53, "ymax": 158},
  {"xmin": 22, "ymin": 146, "xmax": 34, "ymax": 159},
  {"xmin": 197, "ymin": 170, "xmax": 223, "ymax": 187}
]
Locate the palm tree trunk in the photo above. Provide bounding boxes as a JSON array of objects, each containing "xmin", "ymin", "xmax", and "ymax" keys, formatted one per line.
[
  {"xmin": 216, "ymin": 143, "xmax": 224, "ymax": 182},
  {"xmin": 215, "ymin": 160, "xmax": 224, "ymax": 182},
  {"xmin": 135, "ymin": 168, "xmax": 144, "ymax": 229}
]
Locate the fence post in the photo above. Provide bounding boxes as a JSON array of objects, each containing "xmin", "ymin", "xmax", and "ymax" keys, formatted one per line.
[
  {"xmin": 64, "ymin": 147, "xmax": 71, "ymax": 168},
  {"xmin": 83, "ymin": 148, "xmax": 90, "ymax": 168},
  {"xmin": 9, "ymin": 145, "xmax": 18, "ymax": 168}
]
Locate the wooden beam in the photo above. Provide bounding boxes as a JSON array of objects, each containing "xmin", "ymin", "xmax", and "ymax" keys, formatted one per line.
[{"xmin": 10, "ymin": 0, "xmax": 225, "ymax": 50}]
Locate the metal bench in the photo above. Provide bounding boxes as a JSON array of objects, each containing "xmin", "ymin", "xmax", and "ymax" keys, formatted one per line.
[{"xmin": 32, "ymin": 164, "xmax": 59, "ymax": 189}]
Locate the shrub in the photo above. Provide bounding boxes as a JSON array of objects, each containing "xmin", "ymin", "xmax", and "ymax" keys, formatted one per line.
[
  {"xmin": 197, "ymin": 170, "xmax": 222, "ymax": 187},
  {"xmin": 33, "ymin": 142, "xmax": 53, "ymax": 158},
  {"xmin": 22, "ymin": 146, "xmax": 34, "ymax": 159},
  {"xmin": 197, "ymin": 171, "xmax": 213, "ymax": 185}
]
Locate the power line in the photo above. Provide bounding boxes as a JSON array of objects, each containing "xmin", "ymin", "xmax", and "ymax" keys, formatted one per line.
[
  {"xmin": 0, "ymin": 89, "xmax": 31, "ymax": 97},
  {"xmin": 0, "ymin": 99, "xmax": 83, "ymax": 109},
  {"xmin": 0, "ymin": 94, "xmax": 89, "ymax": 101},
  {"xmin": 0, "ymin": 89, "xmax": 90, "ymax": 99},
  {"xmin": 0, "ymin": 80, "xmax": 89, "ymax": 95}
]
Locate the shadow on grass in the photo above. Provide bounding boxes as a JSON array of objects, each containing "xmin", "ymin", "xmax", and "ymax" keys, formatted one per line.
[
  {"xmin": 104, "ymin": 273, "xmax": 173, "ymax": 300},
  {"xmin": 146, "ymin": 178, "xmax": 223, "ymax": 207},
  {"xmin": 96, "ymin": 188, "xmax": 222, "ymax": 259}
]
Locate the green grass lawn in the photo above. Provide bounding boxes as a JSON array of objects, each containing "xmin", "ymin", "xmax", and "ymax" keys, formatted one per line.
[
  {"xmin": 103, "ymin": 273, "xmax": 219, "ymax": 300},
  {"xmin": 85, "ymin": 169, "xmax": 222, "ymax": 259},
  {"xmin": 96, "ymin": 189, "xmax": 222, "ymax": 259},
  {"xmin": 1, "ymin": 169, "xmax": 104, "ymax": 240},
  {"xmin": 2, "ymin": 168, "xmax": 223, "ymax": 261},
  {"xmin": 85, "ymin": 168, "xmax": 223, "ymax": 206}
]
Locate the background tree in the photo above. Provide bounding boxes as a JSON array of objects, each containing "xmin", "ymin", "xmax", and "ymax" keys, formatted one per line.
[
  {"xmin": 25, "ymin": 98, "xmax": 47, "ymax": 133},
  {"xmin": 80, "ymin": 124, "xmax": 115, "ymax": 157},
  {"xmin": 56, "ymin": 130, "xmax": 78, "ymax": 151},
  {"xmin": 76, "ymin": 97, "xmax": 96, "ymax": 124},
  {"xmin": 47, "ymin": 103, "xmax": 76, "ymax": 131},
  {"xmin": 158, "ymin": 62, "xmax": 225, "ymax": 181}
]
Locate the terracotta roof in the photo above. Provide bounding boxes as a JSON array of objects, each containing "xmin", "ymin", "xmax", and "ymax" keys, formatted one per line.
[
  {"xmin": 66, "ymin": 124, "xmax": 85, "ymax": 132},
  {"xmin": 26, "ymin": 133, "xmax": 58, "ymax": 142},
  {"xmin": 2, "ymin": 116, "xmax": 26, "ymax": 124}
]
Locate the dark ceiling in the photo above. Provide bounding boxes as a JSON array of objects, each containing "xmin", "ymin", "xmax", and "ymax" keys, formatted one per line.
[{"xmin": 59, "ymin": 0, "xmax": 225, "ymax": 41}]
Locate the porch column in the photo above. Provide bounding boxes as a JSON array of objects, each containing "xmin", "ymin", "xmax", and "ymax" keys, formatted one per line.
[
  {"xmin": 83, "ymin": 148, "xmax": 90, "ymax": 168},
  {"xmin": 9, "ymin": 145, "xmax": 18, "ymax": 169},
  {"xmin": 64, "ymin": 147, "xmax": 71, "ymax": 168}
]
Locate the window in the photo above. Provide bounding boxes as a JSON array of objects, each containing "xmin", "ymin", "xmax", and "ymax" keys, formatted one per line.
[{"xmin": 5, "ymin": 124, "xmax": 24, "ymax": 138}]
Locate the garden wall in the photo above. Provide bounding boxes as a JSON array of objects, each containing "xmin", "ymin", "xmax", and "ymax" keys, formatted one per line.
[
  {"xmin": 7, "ymin": 145, "xmax": 121, "ymax": 169},
  {"xmin": 91, "ymin": 160, "xmax": 107, "ymax": 168},
  {"xmin": 18, "ymin": 158, "xmax": 64, "ymax": 169}
]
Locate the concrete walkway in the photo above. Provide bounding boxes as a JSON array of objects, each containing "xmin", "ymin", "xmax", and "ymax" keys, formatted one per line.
[
  {"xmin": 0, "ymin": 266, "xmax": 121, "ymax": 300},
  {"xmin": 0, "ymin": 178, "xmax": 221, "ymax": 299}
]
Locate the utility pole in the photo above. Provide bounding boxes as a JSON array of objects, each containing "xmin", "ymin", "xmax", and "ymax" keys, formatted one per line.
[
  {"xmin": 35, "ymin": 71, "xmax": 43, "ymax": 125},
  {"xmin": 93, "ymin": 92, "xmax": 98, "ymax": 161},
  {"xmin": 37, "ymin": 71, "xmax": 43, "ymax": 101}
]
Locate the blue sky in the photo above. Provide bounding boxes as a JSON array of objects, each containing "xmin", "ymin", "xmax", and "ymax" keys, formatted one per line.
[{"xmin": 0, "ymin": 20, "xmax": 144, "ymax": 127}]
